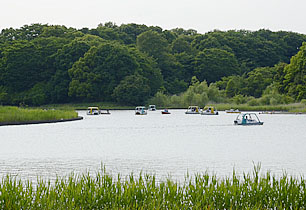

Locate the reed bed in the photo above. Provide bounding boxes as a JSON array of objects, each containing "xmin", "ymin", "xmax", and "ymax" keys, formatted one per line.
[
  {"xmin": 40, "ymin": 102, "xmax": 306, "ymax": 113},
  {"xmin": 0, "ymin": 106, "xmax": 78, "ymax": 123},
  {"xmin": 1, "ymin": 166, "xmax": 305, "ymax": 209},
  {"xmin": 213, "ymin": 103, "xmax": 306, "ymax": 113},
  {"xmin": 40, "ymin": 102, "xmax": 134, "ymax": 110}
]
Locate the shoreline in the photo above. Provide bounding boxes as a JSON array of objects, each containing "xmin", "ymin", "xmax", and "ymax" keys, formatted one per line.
[
  {"xmin": 0, "ymin": 116, "xmax": 83, "ymax": 126},
  {"xmin": 77, "ymin": 108, "xmax": 306, "ymax": 114}
]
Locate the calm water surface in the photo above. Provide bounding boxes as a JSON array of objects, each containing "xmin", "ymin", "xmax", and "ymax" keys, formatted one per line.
[{"xmin": 1, "ymin": 110, "xmax": 306, "ymax": 182}]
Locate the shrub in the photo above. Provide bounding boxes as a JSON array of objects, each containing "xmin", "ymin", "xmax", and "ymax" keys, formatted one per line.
[
  {"xmin": 247, "ymin": 98, "xmax": 259, "ymax": 106},
  {"xmin": 232, "ymin": 94, "xmax": 248, "ymax": 105},
  {"xmin": 148, "ymin": 91, "xmax": 169, "ymax": 107}
]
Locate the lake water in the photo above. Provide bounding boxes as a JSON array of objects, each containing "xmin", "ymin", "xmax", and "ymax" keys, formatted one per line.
[{"xmin": 1, "ymin": 110, "xmax": 306, "ymax": 182}]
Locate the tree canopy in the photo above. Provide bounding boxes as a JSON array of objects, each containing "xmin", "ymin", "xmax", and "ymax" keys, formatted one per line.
[{"xmin": 1, "ymin": 23, "xmax": 306, "ymax": 106}]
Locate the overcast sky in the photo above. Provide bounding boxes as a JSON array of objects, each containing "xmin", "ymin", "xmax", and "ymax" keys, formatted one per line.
[{"xmin": 1, "ymin": 0, "xmax": 306, "ymax": 34}]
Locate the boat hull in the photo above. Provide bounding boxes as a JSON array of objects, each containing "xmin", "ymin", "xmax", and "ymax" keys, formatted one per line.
[
  {"xmin": 201, "ymin": 112, "xmax": 218, "ymax": 115},
  {"xmin": 161, "ymin": 111, "xmax": 171, "ymax": 114},
  {"xmin": 225, "ymin": 109, "xmax": 241, "ymax": 114},
  {"xmin": 135, "ymin": 112, "xmax": 147, "ymax": 115},
  {"xmin": 87, "ymin": 112, "xmax": 100, "ymax": 115},
  {"xmin": 234, "ymin": 120, "xmax": 264, "ymax": 125},
  {"xmin": 185, "ymin": 112, "xmax": 200, "ymax": 114}
]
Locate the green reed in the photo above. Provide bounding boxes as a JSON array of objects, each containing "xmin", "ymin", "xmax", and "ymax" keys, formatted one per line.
[
  {"xmin": 214, "ymin": 103, "xmax": 306, "ymax": 113},
  {"xmin": 0, "ymin": 106, "xmax": 78, "ymax": 123},
  {"xmin": 40, "ymin": 102, "xmax": 134, "ymax": 110},
  {"xmin": 1, "ymin": 166, "xmax": 305, "ymax": 209}
]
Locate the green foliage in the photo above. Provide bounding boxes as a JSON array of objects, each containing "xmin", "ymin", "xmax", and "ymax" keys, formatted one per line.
[
  {"xmin": 170, "ymin": 28, "xmax": 198, "ymax": 36},
  {"xmin": 137, "ymin": 30, "xmax": 185, "ymax": 94},
  {"xmin": 68, "ymin": 42, "xmax": 138, "ymax": 100},
  {"xmin": 0, "ymin": 86, "xmax": 8, "ymax": 105},
  {"xmin": 117, "ymin": 23, "xmax": 149, "ymax": 44},
  {"xmin": 214, "ymin": 102, "xmax": 306, "ymax": 112},
  {"xmin": 272, "ymin": 62, "xmax": 288, "ymax": 94},
  {"xmin": 1, "ymin": 23, "xmax": 306, "ymax": 106},
  {"xmin": 48, "ymin": 35, "xmax": 102, "ymax": 103},
  {"xmin": 194, "ymin": 48, "xmax": 239, "ymax": 83},
  {"xmin": 225, "ymin": 78, "xmax": 236, "ymax": 97},
  {"xmin": 0, "ymin": 41, "xmax": 44, "ymax": 92},
  {"xmin": 283, "ymin": 42, "xmax": 306, "ymax": 100},
  {"xmin": 232, "ymin": 94, "xmax": 249, "ymax": 105},
  {"xmin": 112, "ymin": 74, "xmax": 151, "ymax": 105},
  {"xmin": 0, "ymin": 24, "xmax": 47, "ymax": 41},
  {"xmin": 136, "ymin": 30, "xmax": 169, "ymax": 58},
  {"xmin": 0, "ymin": 36, "xmax": 70, "ymax": 106},
  {"xmin": 218, "ymin": 64, "xmax": 286, "ymax": 99},
  {"xmin": 128, "ymin": 47, "xmax": 163, "ymax": 96},
  {"xmin": 164, "ymin": 79, "xmax": 188, "ymax": 95},
  {"xmin": 41, "ymin": 102, "xmax": 134, "ymax": 110},
  {"xmin": 261, "ymin": 84, "xmax": 294, "ymax": 105},
  {"xmin": 247, "ymin": 97, "xmax": 260, "ymax": 106},
  {"xmin": 192, "ymin": 29, "xmax": 306, "ymax": 73},
  {"xmin": 1, "ymin": 166, "xmax": 306, "ymax": 209},
  {"xmin": 174, "ymin": 52, "xmax": 195, "ymax": 83},
  {"xmin": 149, "ymin": 78, "xmax": 226, "ymax": 107},
  {"xmin": 245, "ymin": 66, "xmax": 277, "ymax": 97},
  {"xmin": 0, "ymin": 106, "xmax": 78, "ymax": 122},
  {"xmin": 171, "ymin": 36, "xmax": 193, "ymax": 54},
  {"xmin": 40, "ymin": 25, "xmax": 78, "ymax": 39},
  {"xmin": 23, "ymin": 83, "xmax": 47, "ymax": 106}
]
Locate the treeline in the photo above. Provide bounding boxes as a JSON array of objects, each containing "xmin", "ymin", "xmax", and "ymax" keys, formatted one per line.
[{"xmin": 0, "ymin": 23, "xmax": 306, "ymax": 106}]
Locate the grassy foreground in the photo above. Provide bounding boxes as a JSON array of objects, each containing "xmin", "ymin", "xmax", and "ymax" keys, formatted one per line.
[
  {"xmin": 0, "ymin": 106, "xmax": 78, "ymax": 123},
  {"xmin": 1, "ymin": 166, "xmax": 305, "ymax": 209}
]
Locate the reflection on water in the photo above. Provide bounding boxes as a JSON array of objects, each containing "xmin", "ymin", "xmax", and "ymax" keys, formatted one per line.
[{"xmin": 1, "ymin": 110, "xmax": 306, "ymax": 182}]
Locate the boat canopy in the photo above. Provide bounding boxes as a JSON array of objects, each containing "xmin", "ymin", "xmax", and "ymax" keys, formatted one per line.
[
  {"xmin": 234, "ymin": 113, "xmax": 263, "ymax": 125},
  {"xmin": 135, "ymin": 106, "xmax": 146, "ymax": 110},
  {"xmin": 188, "ymin": 106, "xmax": 199, "ymax": 111},
  {"xmin": 88, "ymin": 107, "xmax": 99, "ymax": 110}
]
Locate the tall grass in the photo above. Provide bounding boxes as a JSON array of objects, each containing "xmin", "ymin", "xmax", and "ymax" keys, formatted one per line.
[
  {"xmin": 214, "ymin": 103, "xmax": 306, "ymax": 112},
  {"xmin": 1, "ymin": 166, "xmax": 305, "ymax": 209},
  {"xmin": 0, "ymin": 106, "xmax": 78, "ymax": 123}
]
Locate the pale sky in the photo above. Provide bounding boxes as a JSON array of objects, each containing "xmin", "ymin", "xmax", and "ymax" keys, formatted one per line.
[{"xmin": 1, "ymin": 0, "xmax": 306, "ymax": 34}]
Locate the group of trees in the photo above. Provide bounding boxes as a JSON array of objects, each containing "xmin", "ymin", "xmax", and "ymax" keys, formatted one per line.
[{"xmin": 0, "ymin": 23, "xmax": 306, "ymax": 106}]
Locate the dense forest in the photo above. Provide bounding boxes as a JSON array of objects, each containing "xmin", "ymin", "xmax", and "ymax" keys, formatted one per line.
[{"xmin": 0, "ymin": 23, "xmax": 306, "ymax": 106}]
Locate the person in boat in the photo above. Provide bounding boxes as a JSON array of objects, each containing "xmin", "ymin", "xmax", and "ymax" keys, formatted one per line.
[{"xmin": 242, "ymin": 115, "xmax": 247, "ymax": 124}]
